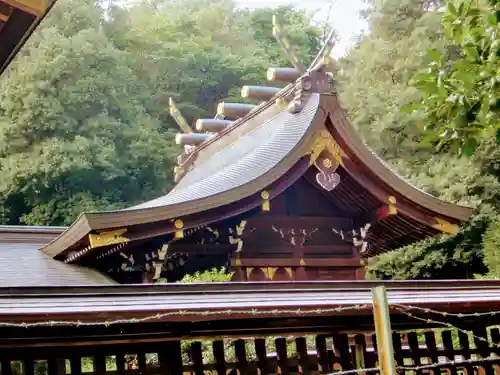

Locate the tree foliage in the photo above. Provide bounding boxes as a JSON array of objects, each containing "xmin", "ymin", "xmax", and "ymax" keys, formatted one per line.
[
  {"xmin": 339, "ymin": 0, "xmax": 500, "ymax": 279},
  {"xmin": 409, "ymin": 0, "xmax": 500, "ymax": 155},
  {"xmin": 0, "ymin": 0, "xmax": 321, "ymax": 226}
]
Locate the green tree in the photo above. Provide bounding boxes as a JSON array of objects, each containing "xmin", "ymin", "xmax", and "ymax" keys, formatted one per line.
[
  {"xmin": 0, "ymin": 21, "xmax": 177, "ymax": 225},
  {"xmin": 0, "ymin": 0, "xmax": 323, "ymax": 225},
  {"xmin": 409, "ymin": 0, "xmax": 500, "ymax": 155},
  {"xmin": 338, "ymin": 0, "xmax": 499, "ymax": 279}
]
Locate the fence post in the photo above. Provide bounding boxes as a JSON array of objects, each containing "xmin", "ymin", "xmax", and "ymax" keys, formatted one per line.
[{"xmin": 372, "ymin": 286, "xmax": 397, "ymax": 375}]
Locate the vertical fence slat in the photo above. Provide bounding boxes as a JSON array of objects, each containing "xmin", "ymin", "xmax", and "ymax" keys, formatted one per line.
[
  {"xmin": 213, "ymin": 341, "xmax": 226, "ymax": 375},
  {"xmin": 48, "ymin": 359, "xmax": 65, "ymax": 375},
  {"xmin": 353, "ymin": 334, "xmax": 367, "ymax": 375},
  {"xmin": 424, "ymin": 331, "xmax": 439, "ymax": 366},
  {"xmin": 370, "ymin": 334, "xmax": 378, "ymax": 370},
  {"xmin": 458, "ymin": 331, "xmax": 474, "ymax": 375},
  {"xmin": 94, "ymin": 355, "xmax": 106, "ymax": 375},
  {"xmin": 333, "ymin": 334, "xmax": 352, "ymax": 370},
  {"xmin": 115, "ymin": 352, "xmax": 125, "ymax": 375},
  {"xmin": 296, "ymin": 337, "xmax": 311, "ymax": 375},
  {"xmin": 24, "ymin": 359, "xmax": 35, "ymax": 375},
  {"xmin": 276, "ymin": 338, "xmax": 289, "ymax": 375},
  {"xmin": 392, "ymin": 333, "xmax": 404, "ymax": 372},
  {"xmin": 191, "ymin": 342, "xmax": 204, "ymax": 375},
  {"xmin": 1, "ymin": 360, "xmax": 12, "ymax": 375},
  {"xmin": 70, "ymin": 358, "xmax": 81, "ymax": 375},
  {"xmin": 235, "ymin": 340, "xmax": 249, "ymax": 375},
  {"xmin": 137, "ymin": 352, "xmax": 146, "ymax": 375},
  {"xmin": 473, "ymin": 326, "xmax": 494, "ymax": 375},
  {"xmin": 315, "ymin": 335, "xmax": 330, "ymax": 374},
  {"xmin": 490, "ymin": 329, "xmax": 500, "ymax": 375},
  {"xmin": 441, "ymin": 331, "xmax": 458, "ymax": 375},
  {"xmin": 407, "ymin": 332, "xmax": 422, "ymax": 375},
  {"xmin": 491, "ymin": 328, "xmax": 500, "ymax": 352},
  {"xmin": 159, "ymin": 341, "xmax": 182, "ymax": 375},
  {"xmin": 255, "ymin": 338, "xmax": 269, "ymax": 375}
]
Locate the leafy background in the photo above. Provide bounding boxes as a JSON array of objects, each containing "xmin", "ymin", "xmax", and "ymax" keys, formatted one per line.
[{"xmin": 0, "ymin": 0, "xmax": 499, "ymax": 279}]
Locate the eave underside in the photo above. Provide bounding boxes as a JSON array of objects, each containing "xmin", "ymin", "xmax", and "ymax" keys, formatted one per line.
[{"xmin": 0, "ymin": 0, "xmax": 54, "ymax": 74}]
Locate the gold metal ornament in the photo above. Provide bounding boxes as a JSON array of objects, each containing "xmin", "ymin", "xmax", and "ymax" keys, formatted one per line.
[
  {"xmin": 432, "ymin": 217, "xmax": 459, "ymax": 235},
  {"xmin": 89, "ymin": 229, "xmax": 128, "ymax": 249},
  {"xmin": 261, "ymin": 190, "xmax": 270, "ymax": 211},
  {"xmin": 308, "ymin": 130, "xmax": 346, "ymax": 167},
  {"xmin": 174, "ymin": 219, "xmax": 184, "ymax": 239}
]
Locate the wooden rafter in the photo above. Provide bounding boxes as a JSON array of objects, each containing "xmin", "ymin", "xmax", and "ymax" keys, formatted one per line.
[{"xmin": 0, "ymin": 0, "xmax": 47, "ymax": 16}]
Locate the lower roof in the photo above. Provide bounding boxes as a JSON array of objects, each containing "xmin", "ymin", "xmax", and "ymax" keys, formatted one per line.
[
  {"xmin": 0, "ymin": 227, "xmax": 115, "ymax": 286},
  {"xmin": 0, "ymin": 280, "xmax": 499, "ymax": 328}
]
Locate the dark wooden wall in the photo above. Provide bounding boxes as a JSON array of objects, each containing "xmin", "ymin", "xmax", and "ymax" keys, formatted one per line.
[{"xmin": 229, "ymin": 177, "xmax": 364, "ymax": 282}]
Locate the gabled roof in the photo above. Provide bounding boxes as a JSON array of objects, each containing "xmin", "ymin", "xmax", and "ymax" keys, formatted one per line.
[{"xmin": 0, "ymin": 0, "xmax": 56, "ymax": 74}]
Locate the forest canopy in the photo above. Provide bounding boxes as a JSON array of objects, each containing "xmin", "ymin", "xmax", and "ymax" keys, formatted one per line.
[{"xmin": 0, "ymin": 0, "xmax": 499, "ymax": 279}]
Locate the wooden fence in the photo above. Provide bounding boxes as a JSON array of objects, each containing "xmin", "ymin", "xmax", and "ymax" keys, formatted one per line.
[{"xmin": 2, "ymin": 327, "xmax": 500, "ymax": 375}]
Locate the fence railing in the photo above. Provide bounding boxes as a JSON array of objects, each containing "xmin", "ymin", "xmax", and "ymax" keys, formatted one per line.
[
  {"xmin": 2, "ymin": 284, "xmax": 500, "ymax": 375},
  {"xmin": 2, "ymin": 327, "xmax": 500, "ymax": 375}
]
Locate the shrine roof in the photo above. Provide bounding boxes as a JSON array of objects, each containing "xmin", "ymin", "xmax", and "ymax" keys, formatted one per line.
[
  {"xmin": 0, "ymin": 226, "xmax": 115, "ymax": 286},
  {"xmin": 129, "ymin": 93, "xmax": 321, "ymax": 210},
  {"xmin": 0, "ymin": 0, "xmax": 56, "ymax": 75},
  {"xmin": 0, "ymin": 280, "xmax": 499, "ymax": 331}
]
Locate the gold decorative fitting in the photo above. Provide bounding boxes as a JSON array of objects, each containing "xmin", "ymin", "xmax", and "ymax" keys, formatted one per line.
[
  {"xmin": 217, "ymin": 102, "xmax": 225, "ymax": 115},
  {"xmin": 432, "ymin": 217, "xmax": 459, "ymax": 235},
  {"xmin": 268, "ymin": 267, "xmax": 278, "ymax": 280},
  {"xmin": 284, "ymin": 267, "xmax": 293, "ymax": 279},
  {"xmin": 322, "ymin": 158, "xmax": 332, "ymax": 169},
  {"xmin": 195, "ymin": 119, "xmax": 203, "ymax": 131},
  {"xmin": 299, "ymin": 258, "xmax": 306, "ymax": 266},
  {"xmin": 388, "ymin": 196, "xmax": 398, "ymax": 215},
  {"xmin": 267, "ymin": 68, "xmax": 276, "ymax": 81},
  {"xmin": 246, "ymin": 267, "xmax": 254, "ymax": 280},
  {"xmin": 174, "ymin": 219, "xmax": 184, "ymax": 239},
  {"xmin": 308, "ymin": 130, "xmax": 346, "ymax": 167},
  {"xmin": 241, "ymin": 86, "xmax": 249, "ymax": 98},
  {"xmin": 261, "ymin": 190, "xmax": 270, "ymax": 211},
  {"xmin": 88, "ymin": 229, "xmax": 128, "ymax": 249}
]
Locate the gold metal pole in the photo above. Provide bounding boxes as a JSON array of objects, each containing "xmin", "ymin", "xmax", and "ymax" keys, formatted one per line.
[{"xmin": 372, "ymin": 286, "xmax": 397, "ymax": 375}]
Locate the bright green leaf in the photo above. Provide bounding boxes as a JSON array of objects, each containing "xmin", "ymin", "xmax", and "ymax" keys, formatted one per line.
[
  {"xmin": 428, "ymin": 48, "xmax": 441, "ymax": 62},
  {"xmin": 488, "ymin": 14, "xmax": 498, "ymax": 27}
]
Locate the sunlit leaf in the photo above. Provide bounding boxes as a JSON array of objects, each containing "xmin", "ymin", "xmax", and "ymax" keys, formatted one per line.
[
  {"xmin": 461, "ymin": 137, "xmax": 478, "ymax": 156},
  {"xmin": 428, "ymin": 48, "xmax": 441, "ymax": 62}
]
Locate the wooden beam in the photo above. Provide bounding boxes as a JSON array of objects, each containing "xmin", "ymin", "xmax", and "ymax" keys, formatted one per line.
[
  {"xmin": 230, "ymin": 257, "xmax": 362, "ymax": 268},
  {"xmin": 241, "ymin": 86, "xmax": 281, "ymax": 101},
  {"xmin": 0, "ymin": 0, "xmax": 47, "ymax": 16},
  {"xmin": 0, "ymin": 2, "xmax": 12, "ymax": 21},
  {"xmin": 175, "ymin": 133, "xmax": 211, "ymax": 146},
  {"xmin": 247, "ymin": 215, "xmax": 353, "ymax": 230},
  {"xmin": 217, "ymin": 102, "xmax": 256, "ymax": 118}
]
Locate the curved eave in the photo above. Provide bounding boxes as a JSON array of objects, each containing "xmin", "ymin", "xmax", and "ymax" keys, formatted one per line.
[
  {"xmin": 41, "ymin": 94, "xmax": 327, "ymax": 258},
  {"xmin": 326, "ymin": 97, "xmax": 473, "ymax": 224},
  {"xmin": 0, "ymin": 0, "xmax": 56, "ymax": 75}
]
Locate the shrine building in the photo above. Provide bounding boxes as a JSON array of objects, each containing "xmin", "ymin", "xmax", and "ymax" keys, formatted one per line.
[{"xmin": 0, "ymin": 16, "xmax": 473, "ymax": 286}]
